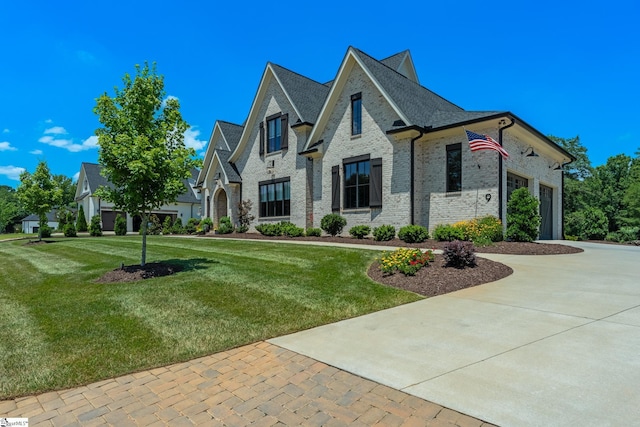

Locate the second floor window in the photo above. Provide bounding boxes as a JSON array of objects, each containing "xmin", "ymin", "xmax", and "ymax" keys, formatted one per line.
[
  {"xmin": 351, "ymin": 93, "xmax": 362, "ymax": 136},
  {"xmin": 267, "ymin": 116, "xmax": 281, "ymax": 153},
  {"xmin": 446, "ymin": 143, "xmax": 462, "ymax": 192}
]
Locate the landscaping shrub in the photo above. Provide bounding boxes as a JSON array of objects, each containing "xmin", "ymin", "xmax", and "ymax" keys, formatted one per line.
[
  {"xmin": 280, "ymin": 222, "xmax": 305, "ymax": 237},
  {"xmin": 147, "ymin": 214, "xmax": 162, "ymax": 235},
  {"xmin": 565, "ymin": 207, "xmax": 608, "ymax": 240},
  {"xmin": 442, "ymin": 240, "xmax": 477, "ymax": 268},
  {"xmin": 40, "ymin": 224, "xmax": 52, "ymax": 238},
  {"xmin": 162, "ymin": 216, "xmax": 173, "ymax": 235},
  {"xmin": 432, "ymin": 223, "xmax": 465, "ymax": 242},
  {"xmin": 185, "ymin": 218, "xmax": 199, "ymax": 234},
  {"xmin": 255, "ymin": 223, "xmax": 283, "ymax": 236},
  {"xmin": 605, "ymin": 226, "xmax": 640, "ymax": 243},
  {"xmin": 398, "ymin": 225, "xmax": 429, "ymax": 243},
  {"xmin": 378, "ymin": 248, "xmax": 434, "ymax": 276},
  {"xmin": 89, "ymin": 215, "xmax": 102, "ymax": 237},
  {"xmin": 76, "ymin": 205, "xmax": 88, "ymax": 232},
  {"xmin": 321, "ymin": 214, "xmax": 346, "ymax": 236},
  {"xmin": 373, "ymin": 225, "xmax": 395, "ymax": 241},
  {"xmin": 456, "ymin": 216, "xmax": 503, "ymax": 246},
  {"xmin": 200, "ymin": 217, "xmax": 214, "ymax": 233},
  {"xmin": 217, "ymin": 217, "xmax": 233, "ymax": 234},
  {"xmin": 305, "ymin": 227, "xmax": 321, "ymax": 237},
  {"xmin": 506, "ymin": 188, "xmax": 541, "ymax": 242},
  {"xmin": 63, "ymin": 222, "xmax": 77, "ymax": 237},
  {"xmin": 349, "ymin": 225, "xmax": 371, "ymax": 239},
  {"xmin": 171, "ymin": 217, "xmax": 184, "ymax": 234},
  {"xmin": 238, "ymin": 200, "xmax": 255, "ymax": 230},
  {"xmin": 114, "ymin": 214, "xmax": 127, "ymax": 236}
]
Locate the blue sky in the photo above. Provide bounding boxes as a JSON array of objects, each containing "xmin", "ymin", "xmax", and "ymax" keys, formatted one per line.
[{"xmin": 1, "ymin": 0, "xmax": 638, "ymax": 188}]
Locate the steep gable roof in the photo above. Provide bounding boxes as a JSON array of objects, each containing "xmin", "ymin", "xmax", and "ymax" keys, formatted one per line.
[
  {"xmin": 197, "ymin": 120, "xmax": 244, "ymax": 186},
  {"xmin": 217, "ymin": 121, "xmax": 244, "ymax": 152},
  {"xmin": 82, "ymin": 162, "xmax": 112, "ymax": 193},
  {"xmin": 270, "ymin": 64, "xmax": 330, "ymax": 124},
  {"xmin": 380, "ymin": 50, "xmax": 419, "ymax": 83}
]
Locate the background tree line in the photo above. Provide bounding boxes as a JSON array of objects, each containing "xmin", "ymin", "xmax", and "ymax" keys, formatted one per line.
[{"xmin": 550, "ymin": 135, "xmax": 640, "ymax": 241}]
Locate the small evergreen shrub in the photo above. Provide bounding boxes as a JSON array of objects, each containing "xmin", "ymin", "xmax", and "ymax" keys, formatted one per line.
[
  {"xmin": 506, "ymin": 188, "xmax": 541, "ymax": 242},
  {"xmin": 280, "ymin": 222, "xmax": 304, "ymax": 237},
  {"xmin": 89, "ymin": 215, "xmax": 102, "ymax": 237},
  {"xmin": 398, "ymin": 225, "xmax": 429, "ymax": 243},
  {"xmin": 200, "ymin": 217, "xmax": 214, "ymax": 233},
  {"xmin": 321, "ymin": 214, "xmax": 347, "ymax": 236},
  {"xmin": 605, "ymin": 226, "xmax": 640, "ymax": 243},
  {"xmin": 162, "ymin": 216, "xmax": 173, "ymax": 235},
  {"xmin": 442, "ymin": 240, "xmax": 477, "ymax": 268},
  {"xmin": 39, "ymin": 224, "xmax": 52, "ymax": 238},
  {"xmin": 236, "ymin": 225, "xmax": 249, "ymax": 233},
  {"xmin": 255, "ymin": 223, "xmax": 283, "ymax": 236},
  {"xmin": 76, "ymin": 205, "xmax": 88, "ymax": 232},
  {"xmin": 172, "ymin": 217, "xmax": 184, "ymax": 234},
  {"xmin": 147, "ymin": 214, "xmax": 162, "ymax": 235},
  {"xmin": 217, "ymin": 216, "xmax": 234, "ymax": 234},
  {"xmin": 305, "ymin": 227, "xmax": 322, "ymax": 237},
  {"xmin": 185, "ymin": 218, "xmax": 199, "ymax": 234},
  {"xmin": 63, "ymin": 222, "xmax": 77, "ymax": 237},
  {"xmin": 378, "ymin": 248, "xmax": 435, "ymax": 276},
  {"xmin": 349, "ymin": 225, "xmax": 371, "ymax": 239},
  {"xmin": 432, "ymin": 224, "xmax": 466, "ymax": 242},
  {"xmin": 373, "ymin": 225, "xmax": 395, "ymax": 241},
  {"xmin": 565, "ymin": 207, "xmax": 608, "ymax": 240},
  {"xmin": 114, "ymin": 214, "xmax": 127, "ymax": 236}
]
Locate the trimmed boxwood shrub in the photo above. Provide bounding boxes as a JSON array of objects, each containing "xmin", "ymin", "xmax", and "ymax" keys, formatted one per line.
[
  {"xmin": 114, "ymin": 214, "xmax": 127, "ymax": 236},
  {"xmin": 506, "ymin": 188, "xmax": 541, "ymax": 242},
  {"xmin": 349, "ymin": 225, "xmax": 371, "ymax": 239},
  {"xmin": 89, "ymin": 215, "xmax": 102, "ymax": 237},
  {"xmin": 185, "ymin": 218, "xmax": 199, "ymax": 234},
  {"xmin": 281, "ymin": 222, "xmax": 305, "ymax": 237},
  {"xmin": 63, "ymin": 222, "xmax": 77, "ymax": 237},
  {"xmin": 432, "ymin": 224, "xmax": 465, "ymax": 242},
  {"xmin": 218, "ymin": 216, "xmax": 234, "ymax": 234},
  {"xmin": 320, "ymin": 214, "xmax": 347, "ymax": 236},
  {"xmin": 398, "ymin": 225, "xmax": 429, "ymax": 243},
  {"xmin": 305, "ymin": 228, "xmax": 321, "ymax": 237},
  {"xmin": 442, "ymin": 240, "xmax": 477, "ymax": 268},
  {"xmin": 373, "ymin": 224, "xmax": 395, "ymax": 241},
  {"xmin": 255, "ymin": 223, "xmax": 283, "ymax": 236},
  {"xmin": 200, "ymin": 217, "xmax": 214, "ymax": 233}
]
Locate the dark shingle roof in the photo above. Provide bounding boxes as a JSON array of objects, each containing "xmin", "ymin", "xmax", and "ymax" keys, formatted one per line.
[
  {"xmin": 216, "ymin": 150, "xmax": 242, "ymax": 183},
  {"xmin": 427, "ymin": 110, "xmax": 505, "ymax": 129},
  {"xmin": 270, "ymin": 63, "xmax": 330, "ymax": 123},
  {"xmin": 22, "ymin": 211, "xmax": 58, "ymax": 222},
  {"xmin": 379, "ymin": 50, "xmax": 409, "ymax": 72},
  {"xmin": 175, "ymin": 168, "xmax": 201, "ymax": 204},
  {"xmin": 352, "ymin": 48, "xmax": 463, "ymax": 128},
  {"xmin": 217, "ymin": 121, "xmax": 244, "ymax": 152}
]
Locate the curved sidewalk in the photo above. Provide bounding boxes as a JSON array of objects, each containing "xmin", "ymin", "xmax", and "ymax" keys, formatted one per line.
[{"xmin": 272, "ymin": 241, "xmax": 640, "ymax": 426}]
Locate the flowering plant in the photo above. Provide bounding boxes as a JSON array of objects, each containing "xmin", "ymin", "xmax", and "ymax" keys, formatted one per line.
[{"xmin": 378, "ymin": 248, "xmax": 435, "ymax": 276}]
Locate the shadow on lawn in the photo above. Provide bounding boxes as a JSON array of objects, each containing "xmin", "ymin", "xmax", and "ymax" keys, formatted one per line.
[
  {"xmin": 161, "ymin": 257, "xmax": 219, "ymax": 272},
  {"xmin": 96, "ymin": 258, "xmax": 218, "ymax": 283}
]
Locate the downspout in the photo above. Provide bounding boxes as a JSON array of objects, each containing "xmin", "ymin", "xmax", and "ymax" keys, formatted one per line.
[
  {"xmin": 410, "ymin": 128, "xmax": 426, "ymax": 225},
  {"xmin": 498, "ymin": 117, "xmax": 515, "ymax": 223}
]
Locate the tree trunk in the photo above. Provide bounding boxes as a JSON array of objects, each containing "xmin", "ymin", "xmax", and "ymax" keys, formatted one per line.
[{"xmin": 141, "ymin": 213, "xmax": 148, "ymax": 266}]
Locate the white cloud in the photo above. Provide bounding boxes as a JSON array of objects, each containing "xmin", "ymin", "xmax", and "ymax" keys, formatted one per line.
[
  {"xmin": 0, "ymin": 141, "xmax": 17, "ymax": 151},
  {"xmin": 72, "ymin": 171, "xmax": 80, "ymax": 183},
  {"xmin": 2, "ymin": 129, "xmax": 9, "ymax": 133},
  {"xmin": 30, "ymin": 149, "xmax": 43, "ymax": 155},
  {"xmin": 44, "ymin": 126, "xmax": 68, "ymax": 135},
  {"xmin": 0, "ymin": 165, "xmax": 26, "ymax": 181},
  {"xmin": 184, "ymin": 127, "xmax": 207, "ymax": 151},
  {"xmin": 44, "ymin": 119, "xmax": 53, "ymax": 124},
  {"xmin": 38, "ymin": 134, "xmax": 98, "ymax": 153}
]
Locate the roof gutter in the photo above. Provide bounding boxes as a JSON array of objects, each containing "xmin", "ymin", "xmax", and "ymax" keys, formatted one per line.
[{"xmin": 498, "ymin": 117, "xmax": 515, "ymax": 223}]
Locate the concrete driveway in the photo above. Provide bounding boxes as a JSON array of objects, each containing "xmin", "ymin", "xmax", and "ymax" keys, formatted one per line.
[{"xmin": 271, "ymin": 242, "xmax": 640, "ymax": 426}]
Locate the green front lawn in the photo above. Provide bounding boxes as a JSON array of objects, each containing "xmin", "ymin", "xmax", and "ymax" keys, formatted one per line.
[
  {"xmin": 0, "ymin": 233, "xmax": 36, "ymax": 241},
  {"xmin": 0, "ymin": 236, "xmax": 420, "ymax": 399}
]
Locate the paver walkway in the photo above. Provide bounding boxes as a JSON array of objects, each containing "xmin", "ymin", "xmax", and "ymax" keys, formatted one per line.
[{"xmin": 1, "ymin": 342, "xmax": 494, "ymax": 426}]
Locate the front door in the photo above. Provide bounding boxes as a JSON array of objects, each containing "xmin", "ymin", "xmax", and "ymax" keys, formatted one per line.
[
  {"xmin": 539, "ymin": 184, "xmax": 553, "ymax": 240},
  {"xmin": 215, "ymin": 189, "xmax": 228, "ymax": 227}
]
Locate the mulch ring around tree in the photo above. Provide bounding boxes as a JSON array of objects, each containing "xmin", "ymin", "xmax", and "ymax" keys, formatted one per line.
[
  {"xmin": 368, "ymin": 255, "xmax": 514, "ymax": 297},
  {"xmin": 96, "ymin": 262, "xmax": 183, "ymax": 283}
]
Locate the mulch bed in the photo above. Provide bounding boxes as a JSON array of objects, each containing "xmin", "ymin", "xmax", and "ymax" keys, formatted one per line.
[
  {"xmin": 96, "ymin": 262, "xmax": 182, "ymax": 283},
  {"xmin": 202, "ymin": 233, "xmax": 584, "ymax": 255},
  {"xmin": 368, "ymin": 255, "xmax": 514, "ymax": 297}
]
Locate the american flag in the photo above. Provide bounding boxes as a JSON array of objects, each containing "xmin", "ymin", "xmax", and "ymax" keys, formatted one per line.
[{"xmin": 465, "ymin": 130, "xmax": 509, "ymax": 159}]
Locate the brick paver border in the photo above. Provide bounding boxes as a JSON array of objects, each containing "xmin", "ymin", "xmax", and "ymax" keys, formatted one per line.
[{"xmin": 1, "ymin": 342, "xmax": 496, "ymax": 426}]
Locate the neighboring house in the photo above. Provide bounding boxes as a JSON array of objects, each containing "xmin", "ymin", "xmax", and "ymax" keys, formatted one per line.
[
  {"xmin": 21, "ymin": 211, "xmax": 59, "ymax": 234},
  {"xmin": 75, "ymin": 162, "xmax": 203, "ymax": 232},
  {"xmin": 198, "ymin": 47, "xmax": 575, "ymax": 239}
]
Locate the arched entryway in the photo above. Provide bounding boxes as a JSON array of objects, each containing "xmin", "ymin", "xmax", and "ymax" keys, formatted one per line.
[{"xmin": 214, "ymin": 189, "xmax": 228, "ymax": 227}]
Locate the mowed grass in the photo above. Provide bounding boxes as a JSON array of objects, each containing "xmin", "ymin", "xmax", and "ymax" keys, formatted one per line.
[
  {"xmin": 0, "ymin": 236, "xmax": 421, "ymax": 399},
  {"xmin": 0, "ymin": 233, "xmax": 37, "ymax": 241}
]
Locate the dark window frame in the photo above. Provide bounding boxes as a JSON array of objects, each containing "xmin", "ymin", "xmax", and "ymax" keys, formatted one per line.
[
  {"xmin": 259, "ymin": 177, "xmax": 291, "ymax": 218},
  {"xmin": 266, "ymin": 113, "xmax": 282, "ymax": 153},
  {"xmin": 343, "ymin": 154, "xmax": 370, "ymax": 209},
  {"xmin": 351, "ymin": 93, "xmax": 362, "ymax": 136},
  {"xmin": 446, "ymin": 143, "xmax": 462, "ymax": 193}
]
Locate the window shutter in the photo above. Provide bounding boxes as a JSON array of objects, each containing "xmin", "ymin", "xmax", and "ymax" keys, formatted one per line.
[
  {"xmin": 259, "ymin": 121, "xmax": 265, "ymax": 155},
  {"xmin": 370, "ymin": 158, "xmax": 382, "ymax": 208},
  {"xmin": 331, "ymin": 165, "xmax": 340, "ymax": 211},
  {"xmin": 281, "ymin": 114, "xmax": 288, "ymax": 150}
]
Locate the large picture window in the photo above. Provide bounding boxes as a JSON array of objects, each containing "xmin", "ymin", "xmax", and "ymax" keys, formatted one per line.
[
  {"xmin": 259, "ymin": 178, "xmax": 290, "ymax": 217},
  {"xmin": 446, "ymin": 143, "xmax": 462, "ymax": 192},
  {"xmin": 351, "ymin": 93, "xmax": 362, "ymax": 136},
  {"xmin": 344, "ymin": 159, "xmax": 370, "ymax": 209}
]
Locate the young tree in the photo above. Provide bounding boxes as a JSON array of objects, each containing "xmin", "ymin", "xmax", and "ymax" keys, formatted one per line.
[
  {"xmin": 16, "ymin": 161, "xmax": 62, "ymax": 241},
  {"xmin": 506, "ymin": 187, "xmax": 541, "ymax": 242},
  {"xmin": 76, "ymin": 205, "xmax": 88, "ymax": 232},
  {"xmin": 94, "ymin": 63, "xmax": 199, "ymax": 265}
]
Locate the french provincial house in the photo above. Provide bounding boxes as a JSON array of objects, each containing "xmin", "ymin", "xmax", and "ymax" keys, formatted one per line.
[
  {"xmin": 75, "ymin": 162, "xmax": 203, "ymax": 232},
  {"xmin": 197, "ymin": 47, "xmax": 574, "ymax": 239}
]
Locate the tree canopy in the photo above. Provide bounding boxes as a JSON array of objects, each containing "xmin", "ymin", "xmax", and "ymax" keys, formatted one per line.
[
  {"xmin": 16, "ymin": 161, "xmax": 62, "ymax": 241},
  {"xmin": 0, "ymin": 185, "xmax": 26, "ymax": 233},
  {"xmin": 94, "ymin": 62, "xmax": 200, "ymax": 265}
]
